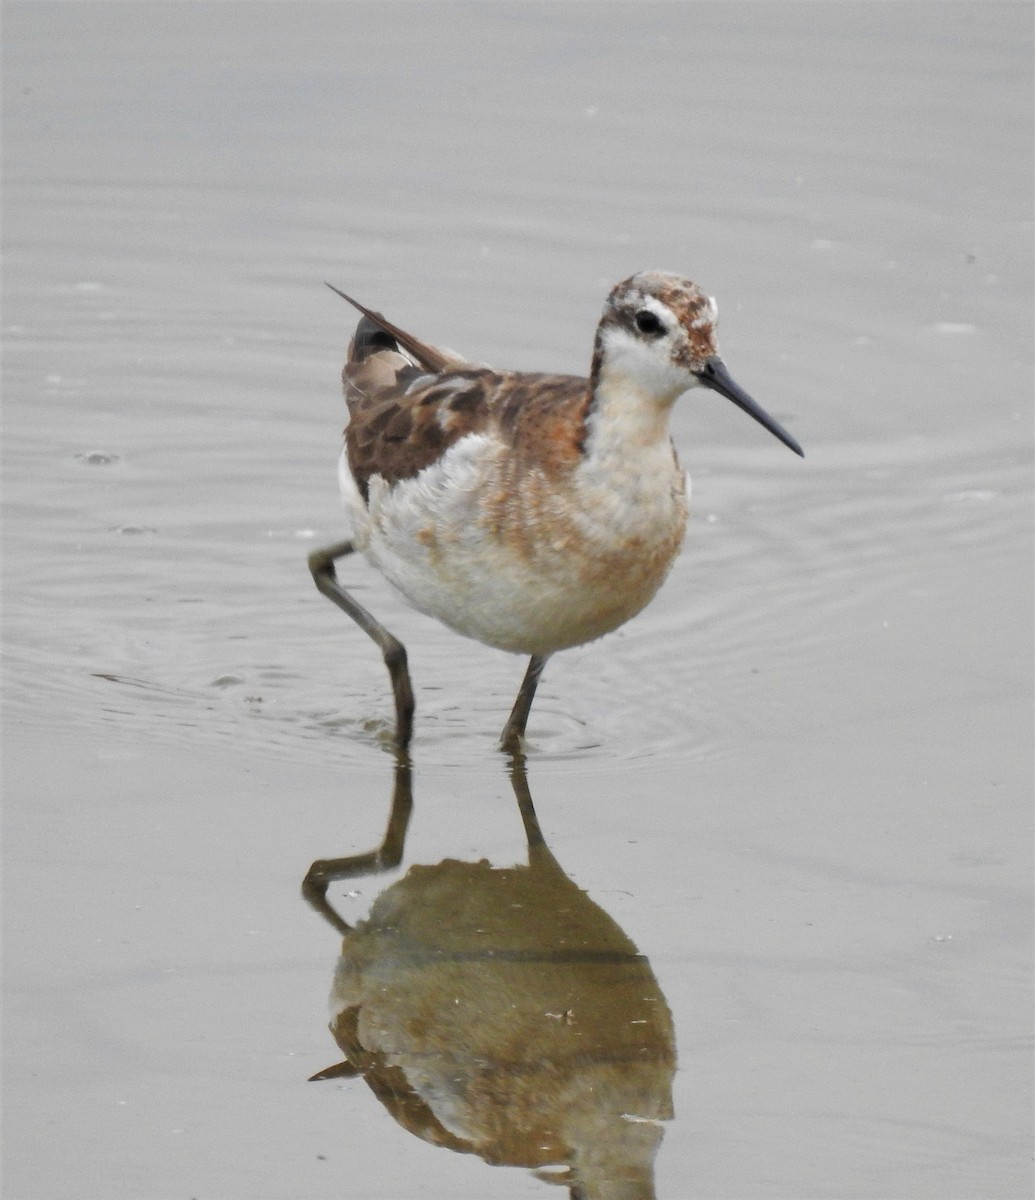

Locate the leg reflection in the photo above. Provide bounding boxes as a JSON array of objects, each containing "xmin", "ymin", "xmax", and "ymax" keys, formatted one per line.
[
  {"xmin": 302, "ymin": 753, "xmax": 677, "ymax": 1197},
  {"xmin": 301, "ymin": 750, "xmax": 413, "ymax": 938}
]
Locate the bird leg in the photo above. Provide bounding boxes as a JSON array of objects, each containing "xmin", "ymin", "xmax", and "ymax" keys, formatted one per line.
[
  {"xmin": 500, "ymin": 654, "xmax": 550, "ymax": 752},
  {"xmin": 308, "ymin": 540, "xmax": 415, "ymax": 749}
]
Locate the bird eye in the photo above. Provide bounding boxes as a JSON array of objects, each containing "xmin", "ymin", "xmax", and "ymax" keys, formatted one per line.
[{"xmin": 634, "ymin": 310, "xmax": 665, "ymax": 337}]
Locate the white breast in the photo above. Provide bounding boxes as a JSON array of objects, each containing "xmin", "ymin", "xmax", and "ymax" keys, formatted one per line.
[{"xmin": 339, "ymin": 428, "xmax": 688, "ymax": 657}]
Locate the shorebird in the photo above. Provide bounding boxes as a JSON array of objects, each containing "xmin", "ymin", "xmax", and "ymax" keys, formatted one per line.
[{"xmin": 309, "ymin": 271, "xmax": 803, "ymax": 750}]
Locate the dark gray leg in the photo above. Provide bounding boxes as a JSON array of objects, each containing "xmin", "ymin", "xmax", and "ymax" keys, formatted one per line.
[
  {"xmin": 499, "ymin": 653, "xmax": 550, "ymax": 752},
  {"xmin": 308, "ymin": 540, "xmax": 415, "ymax": 749}
]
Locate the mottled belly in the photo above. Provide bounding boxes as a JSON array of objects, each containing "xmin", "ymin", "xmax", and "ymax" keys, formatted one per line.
[{"xmin": 364, "ymin": 460, "xmax": 689, "ymax": 656}]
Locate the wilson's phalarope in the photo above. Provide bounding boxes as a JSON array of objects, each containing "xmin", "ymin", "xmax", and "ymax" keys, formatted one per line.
[{"xmin": 309, "ymin": 272, "xmax": 803, "ymax": 751}]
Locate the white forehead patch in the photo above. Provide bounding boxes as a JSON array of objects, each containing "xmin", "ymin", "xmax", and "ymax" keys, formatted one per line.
[{"xmin": 636, "ymin": 294, "xmax": 678, "ymax": 323}]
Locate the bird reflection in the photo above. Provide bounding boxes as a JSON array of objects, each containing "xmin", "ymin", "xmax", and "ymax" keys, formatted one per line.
[{"xmin": 302, "ymin": 755, "xmax": 676, "ymax": 1199}]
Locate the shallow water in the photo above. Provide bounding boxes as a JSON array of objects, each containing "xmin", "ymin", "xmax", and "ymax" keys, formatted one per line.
[{"xmin": 3, "ymin": 4, "xmax": 1032, "ymax": 1198}]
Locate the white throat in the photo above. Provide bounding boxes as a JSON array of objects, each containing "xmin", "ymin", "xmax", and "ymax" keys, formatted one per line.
[{"xmin": 585, "ymin": 325, "xmax": 694, "ymax": 457}]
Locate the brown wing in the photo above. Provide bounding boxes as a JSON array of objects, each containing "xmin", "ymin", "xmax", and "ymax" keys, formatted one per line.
[
  {"xmin": 329, "ymin": 286, "xmax": 592, "ymax": 501},
  {"xmin": 345, "ymin": 369, "xmax": 497, "ymax": 501},
  {"xmin": 345, "ymin": 368, "xmax": 593, "ymax": 504}
]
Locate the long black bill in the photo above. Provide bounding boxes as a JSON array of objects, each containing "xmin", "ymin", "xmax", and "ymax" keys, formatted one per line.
[{"xmin": 695, "ymin": 357, "xmax": 804, "ymax": 458}]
